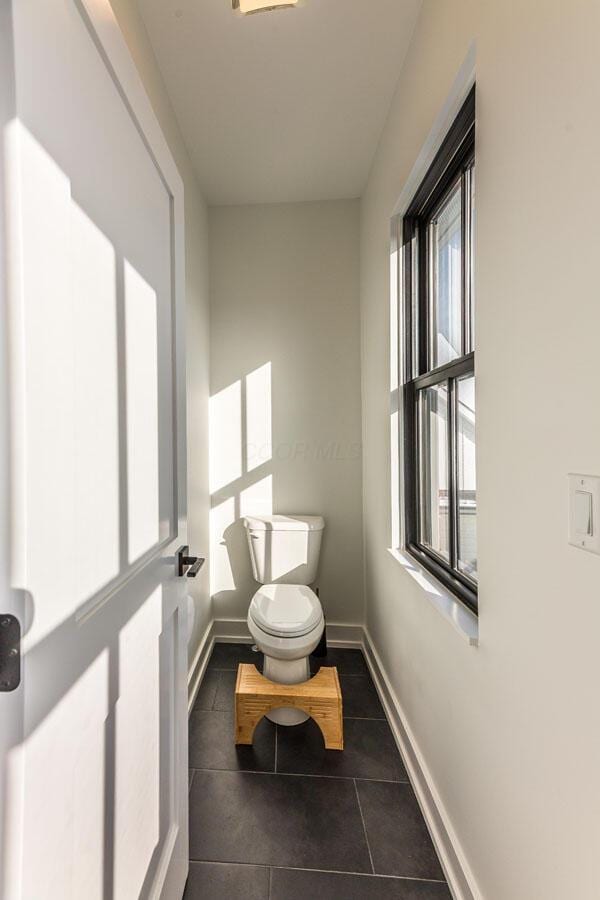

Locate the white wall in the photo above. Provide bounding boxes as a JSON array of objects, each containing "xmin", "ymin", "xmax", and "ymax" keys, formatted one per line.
[
  {"xmin": 361, "ymin": 2, "xmax": 600, "ymax": 898},
  {"xmin": 209, "ymin": 201, "xmax": 363, "ymax": 626},
  {"xmin": 110, "ymin": 0, "xmax": 211, "ymax": 666}
]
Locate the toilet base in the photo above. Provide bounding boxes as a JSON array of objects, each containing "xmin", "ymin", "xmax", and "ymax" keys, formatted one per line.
[
  {"xmin": 263, "ymin": 654, "xmax": 310, "ymax": 727},
  {"xmin": 266, "ymin": 706, "xmax": 309, "ymax": 726}
]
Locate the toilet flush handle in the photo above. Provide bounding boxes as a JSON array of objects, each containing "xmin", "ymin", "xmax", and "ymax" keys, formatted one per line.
[{"xmin": 175, "ymin": 545, "xmax": 206, "ymax": 578}]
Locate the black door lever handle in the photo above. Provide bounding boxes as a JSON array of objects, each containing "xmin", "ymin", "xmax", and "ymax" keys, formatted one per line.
[
  {"xmin": 175, "ymin": 545, "xmax": 206, "ymax": 578},
  {"xmin": 186, "ymin": 557, "xmax": 205, "ymax": 578}
]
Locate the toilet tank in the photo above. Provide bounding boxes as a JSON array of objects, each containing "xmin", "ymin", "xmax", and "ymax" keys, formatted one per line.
[{"xmin": 244, "ymin": 515, "xmax": 325, "ymax": 585}]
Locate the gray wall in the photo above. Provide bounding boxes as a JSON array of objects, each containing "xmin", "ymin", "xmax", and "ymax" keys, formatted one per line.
[
  {"xmin": 360, "ymin": 1, "xmax": 600, "ymax": 898},
  {"xmin": 209, "ymin": 201, "xmax": 363, "ymax": 625}
]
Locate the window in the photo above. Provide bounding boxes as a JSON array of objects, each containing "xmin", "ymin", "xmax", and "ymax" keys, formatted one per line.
[{"xmin": 401, "ymin": 87, "xmax": 477, "ymax": 612}]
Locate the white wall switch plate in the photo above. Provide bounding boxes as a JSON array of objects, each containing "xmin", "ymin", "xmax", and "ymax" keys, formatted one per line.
[{"xmin": 568, "ymin": 474, "xmax": 600, "ymax": 554}]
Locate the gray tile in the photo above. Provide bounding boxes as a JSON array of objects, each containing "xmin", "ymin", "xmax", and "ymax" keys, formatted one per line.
[
  {"xmin": 189, "ymin": 770, "xmax": 372, "ymax": 872},
  {"xmin": 270, "ymin": 868, "xmax": 451, "ymax": 899},
  {"xmin": 183, "ymin": 862, "xmax": 268, "ymax": 899},
  {"xmin": 207, "ymin": 642, "xmax": 262, "ymax": 671},
  {"xmin": 357, "ymin": 781, "xmax": 445, "ymax": 880},
  {"xmin": 310, "ymin": 647, "xmax": 368, "ymax": 675},
  {"xmin": 213, "ymin": 669, "xmax": 237, "ymax": 712},
  {"xmin": 189, "ymin": 709, "xmax": 276, "ymax": 772},
  {"xmin": 341, "ymin": 674, "xmax": 385, "ymax": 719},
  {"xmin": 191, "ymin": 669, "xmax": 220, "ymax": 711},
  {"xmin": 276, "ymin": 718, "xmax": 408, "ymax": 781}
]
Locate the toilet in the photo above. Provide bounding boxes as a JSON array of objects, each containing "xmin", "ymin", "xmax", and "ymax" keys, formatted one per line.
[{"xmin": 244, "ymin": 514, "xmax": 325, "ymax": 726}]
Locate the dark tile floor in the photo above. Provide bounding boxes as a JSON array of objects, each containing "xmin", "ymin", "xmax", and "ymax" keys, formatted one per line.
[{"xmin": 185, "ymin": 643, "xmax": 450, "ymax": 899}]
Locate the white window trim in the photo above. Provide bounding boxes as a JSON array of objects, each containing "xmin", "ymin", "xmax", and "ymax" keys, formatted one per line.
[
  {"xmin": 388, "ymin": 44, "xmax": 478, "ymax": 646},
  {"xmin": 387, "ymin": 548, "xmax": 478, "ymax": 645}
]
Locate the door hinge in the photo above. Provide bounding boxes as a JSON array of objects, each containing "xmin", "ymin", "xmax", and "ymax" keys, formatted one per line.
[{"xmin": 0, "ymin": 615, "xmax": 21, "ymax": 691}]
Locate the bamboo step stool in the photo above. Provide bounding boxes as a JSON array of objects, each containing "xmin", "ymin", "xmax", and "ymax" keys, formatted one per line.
[{"xmin": 235, "ymin": 664, "xmax": 344, "ymax": 751}]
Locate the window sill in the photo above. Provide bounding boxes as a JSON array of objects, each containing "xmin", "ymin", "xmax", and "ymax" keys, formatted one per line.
[{"xmin": 387, "ymin": 548, "xmax": 479, "ymax": 646}]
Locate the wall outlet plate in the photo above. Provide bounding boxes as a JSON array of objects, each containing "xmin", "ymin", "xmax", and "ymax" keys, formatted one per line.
[{"xmin": 568, "ymin": 474, "xmax": 600, "ymax": 554}]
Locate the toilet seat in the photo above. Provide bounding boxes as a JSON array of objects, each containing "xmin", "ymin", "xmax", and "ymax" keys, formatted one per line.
[{"xmin": 249, "ymin": 584, "xmax": 322, "ymax": 639}]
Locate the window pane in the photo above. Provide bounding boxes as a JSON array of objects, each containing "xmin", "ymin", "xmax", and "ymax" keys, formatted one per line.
[
  {"xmin": 411, "ymin": 233, "xmax": 419, "ymax": 378},
  {"xmin": 467, "ymin": 165, "xmax": 475, "ymax": 351},
  {"xmin": 419, "ymin": 384, "xmax": 449, "ymax": 560},
  {"xmin": 457, "ymin": 375, "xmax": 477, "ymax": 580},
  {"xmin": 429, "ymin": 180, "xmax": 462, "ymax": 367}
]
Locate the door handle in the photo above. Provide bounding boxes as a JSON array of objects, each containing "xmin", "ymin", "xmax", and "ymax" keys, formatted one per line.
[{"xmin": 175, "ymin": 546, "xmax": 205, "ymax": 578}]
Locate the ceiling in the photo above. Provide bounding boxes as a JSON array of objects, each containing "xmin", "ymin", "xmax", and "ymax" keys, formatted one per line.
[{"xmin": 137, "ymin": 0, "xmax": 422, "ymax": 205}]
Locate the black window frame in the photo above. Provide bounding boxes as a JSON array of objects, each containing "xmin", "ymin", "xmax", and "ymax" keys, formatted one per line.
[{"xmin": 401, "ymin": 86, "xmax": 477, "ymax": 613}]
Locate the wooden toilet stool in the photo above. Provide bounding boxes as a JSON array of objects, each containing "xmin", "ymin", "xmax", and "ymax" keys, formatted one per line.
[{"xmin": 234, "ymin": 664, "xmax": 344, "ymax": 751}]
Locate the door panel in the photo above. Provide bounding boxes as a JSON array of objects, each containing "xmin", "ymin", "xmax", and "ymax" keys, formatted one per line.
[
  {"xmin": 72, "ymin": 200, "xmax": 121, "ymax": 603},
  {"xmin": 114, "ymin": 588, "xmax": 161, "ymax": 900},
  {"xmin": 1, "ymin": 1, "xmax": 189, "ymax": 898},
  {"xmin": 10, "ymin": 0, "xmax": 176, "ymax": 632},
  {"xmin": 124, "ymin": 263, "xmax": 161, "ymax": 564},
  {"xmin": 18, "ymin": 649, "xmax": 109, "ymax": 899}
]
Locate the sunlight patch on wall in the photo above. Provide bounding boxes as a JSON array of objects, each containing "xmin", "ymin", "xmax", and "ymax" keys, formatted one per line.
[
  {"xmin": 245, "ymin": 362, "xmax": 272, "ymax": 472},
  {"xmin": 240, "ymin": 474, "xmax": 273, "ymax": 518},
  {"xmin": 209, "ymin": 380, "xmax": 242, "ymax": 493},
  {"xmin": 209, "ymin": 364, "xmax": 273, "ymax": 600},
  {"xmin": 210, "ymin": 497, "xmax": 237, "ymax": 595}
]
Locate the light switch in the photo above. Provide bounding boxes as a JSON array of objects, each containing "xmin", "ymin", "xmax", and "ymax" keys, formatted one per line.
[
  {"xmin": 574, "ymin": 491, "xmax": 592, "ymax": 535},
  {"xmin": 569, "ymin": 474, "xmax": 600, "ymax": 554}
]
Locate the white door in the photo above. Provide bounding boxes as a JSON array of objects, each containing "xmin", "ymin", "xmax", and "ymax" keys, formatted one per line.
[{"xmin": 0, "ymin": 1, "xmax": 191, "ymax": 898}]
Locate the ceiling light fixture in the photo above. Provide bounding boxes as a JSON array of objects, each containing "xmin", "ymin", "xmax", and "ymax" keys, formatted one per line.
[{"xmin": 232, "ymin": 0, "xmax": 298, "ymax": 14}]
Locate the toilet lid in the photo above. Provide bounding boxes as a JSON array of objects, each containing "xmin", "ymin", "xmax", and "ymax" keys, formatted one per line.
[{"xmin": 249, "ymin": 584, "xmax": 323, "ymax": 638}]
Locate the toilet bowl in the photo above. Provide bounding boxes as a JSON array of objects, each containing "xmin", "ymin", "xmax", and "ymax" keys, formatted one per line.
[
  {"xmin": 248, "ymin": 583, "xmax": 324, "ymax": 724},
  {"xmin": 244, "ymin": 515, "xmax": 325, "ymax": 726}
]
